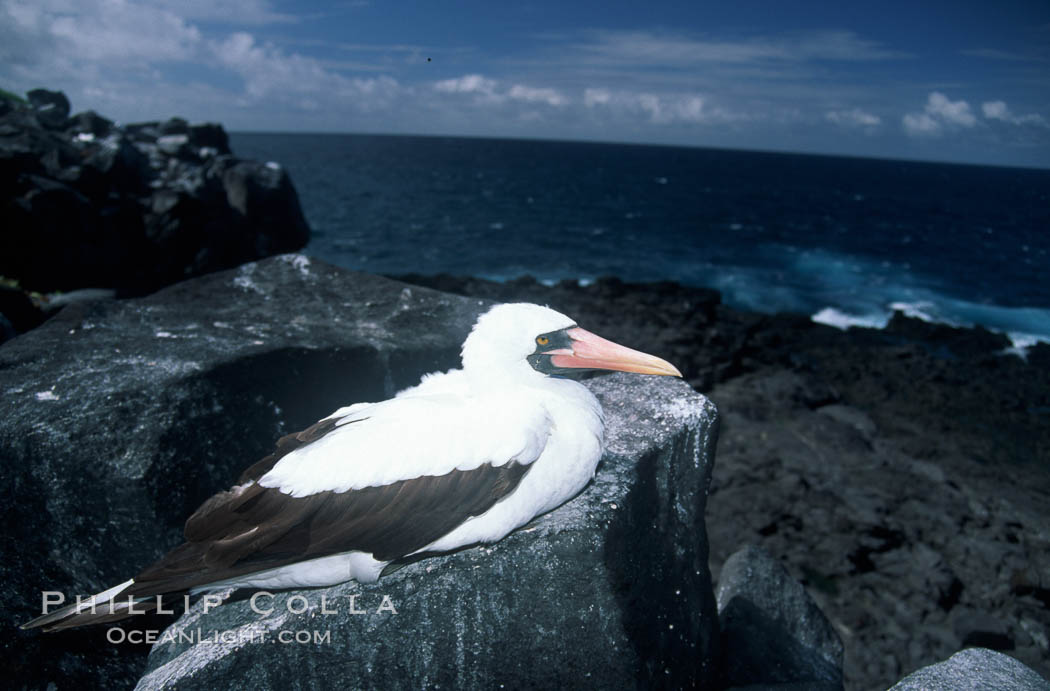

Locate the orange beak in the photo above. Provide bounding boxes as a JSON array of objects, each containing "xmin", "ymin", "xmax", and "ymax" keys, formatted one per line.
[{"xmin": 549, "ymin": 327, "xmax": 682, "ymax": 377}]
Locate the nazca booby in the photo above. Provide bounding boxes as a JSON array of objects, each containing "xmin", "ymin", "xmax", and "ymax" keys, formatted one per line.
[{"xmin": 24, "ymin": 302, "xmax": 681, "ymax": 631}]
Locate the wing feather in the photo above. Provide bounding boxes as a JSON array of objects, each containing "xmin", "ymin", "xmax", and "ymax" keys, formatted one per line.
[
  {"xmin": 129, "ymin": 464, "xmax": 532, "ymax": 595},
  {"xmin": 127, "ymin": 389, "xmax": 551, "ymax": 596},
  {"xmin": 258, "ymin": 390, "xmax": 552, "ymax": 495}
]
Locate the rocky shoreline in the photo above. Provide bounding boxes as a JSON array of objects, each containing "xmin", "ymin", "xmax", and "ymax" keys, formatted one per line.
[
  {"xmin": 392, "ymin": 273, "xmax": 1050, "ymax": 691},
  {"xmin": 2, "ymin": 88, "xmax": 1047, "ymax": 689},
  {"xmin": 4, "ymin": 266, "xmax": 1045, "ymax": 684},
  {"xmin": 1, "ymin": 89, "xmax": 309, "ymax": 301}
]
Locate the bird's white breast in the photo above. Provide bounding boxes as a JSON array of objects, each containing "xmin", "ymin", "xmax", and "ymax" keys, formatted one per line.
[{"xmin": 414, "ymin": 377, "xmax": 604, "ymax": 554}]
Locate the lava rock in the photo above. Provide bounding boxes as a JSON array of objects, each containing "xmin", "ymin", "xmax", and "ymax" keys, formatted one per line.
[
  {"xmin": 67, "ymin": 110, "xmax": 115, "ymax": 138},
  {"xmin": 2, "ymin": 256, "xmax": 719, "ymax": 690},
  {"xmin": 0, "ymin": 283, "xmax": 46, "ymax": 339},
  {"xmin": 188, "ymin": 123, "xmax": 231, "ymax": 155},
  {"xmin": 888, "ymin": 647, "xmax": 1049, "ymax": 690},
  {"xmin": 392, "ymin": 271, "xmax": 1050, "ymax": 690},
  {"xmin": 0, "ymin": 89, "xmax": 310, "ymax": 297},
  {"xmin": 135, "ymin": 372, "xmax": 719, "ymax": 690},
  {"xmin": 716, "ymin": 545, "xmax": 844, "ymax": 689},
  {"xmin": 158, "ymin": 117, "xmax": 190, "ymax": 135},
  {"xmin": 26, "ymin": 88, "xmax": 70, "ymax": 129},
  {"xmin": 156, "ymin": 134, "xmax": 190, "ymax": 157},
  {"xmin": 885, "ymin": 311, "xmax": 1012, "ymax": 358},
  {"xmin": 953, "ymin": 611, "xmax": 1015, "ymax": 651}
]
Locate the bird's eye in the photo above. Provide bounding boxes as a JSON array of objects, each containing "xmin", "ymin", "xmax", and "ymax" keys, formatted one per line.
[{"xmin": 536, "ymin": 336, "xmax": 549, "ymax": 346}]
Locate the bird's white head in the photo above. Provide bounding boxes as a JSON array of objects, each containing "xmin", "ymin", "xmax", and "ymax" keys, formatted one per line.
[{"xmin": 461, "ymin": 303, "xmax": 682, "ymax": 384}]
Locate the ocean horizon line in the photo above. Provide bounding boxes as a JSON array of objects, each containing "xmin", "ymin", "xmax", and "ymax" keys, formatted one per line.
[{"xmin": 229, "ymin": 131, "xmax": 1050, "ymax": 173}]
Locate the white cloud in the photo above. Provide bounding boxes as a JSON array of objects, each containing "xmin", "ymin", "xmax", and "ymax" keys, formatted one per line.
[
  {"xmin": 926, "ymin": 92, "xmax": 976, "ymax": 127},
  {"xmin": 644, "ymin": 94, "xmax": 706, "ymax": 124},
  {"xmin": 902, "ymin": 93, "xmax": 1049, "ymax": 138},
  {"xmin": 0, "ymin": 0, "xmax": 407, "ymax": 120},
  {"xmin": 1, "ymin": 0, "xmax": 203, "ymax": 68},
  {"xmin": 434, "ymin": 75, "xmax": 566, "ymax": 108},
  {"xmin": 154, "ymin": 0, "xmax": 295, "ymax": 25},
  {"xmin": 508, "ymin": 85, "xmax": 566, "ymax": 107},
  {"xmin": 212, "ymin": 32, "xmax": 335, "ymax": 100},
  {"xmin": 982, "ymin": 100, "xmax": 1049, "ymax": 127},
  {"xmin": 583, "ymin": 88, "xmax": 611, "ymax": 107},
  {"xmin": 902, "ymin": 112, "xmax": 940, "ymax": 136},
  {"xmin": 433, "ymin": 74, "xmax": 498, "ymax": 96},
  {"xmin": 795, "ymin": 30, "xmax": 910, "ymax": 61},
  {"xmin": 902, "ymin": 92, "xmax": 976, "ymax": 136},
  {"xmin": 983, "ymin": 100, "xmax": 1010, "ymax": 120},
  {"xmin": 825, "ymin": 108, "xmax": 881, "ymax": 128},
  {"xmin": 1, "ymin": 3, "xmax": 1040, "ymax": 164},
  {"xmin": 575, "ymin": 29, "xmax": 908, "ymax": 68},
  {"xmin": 581, "ymin": 87, "xmax": 744, "ymax": 125}
]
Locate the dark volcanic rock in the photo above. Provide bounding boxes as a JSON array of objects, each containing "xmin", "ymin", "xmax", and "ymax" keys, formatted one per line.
[
  {"xmin": 952, "ymin": 611, "xmax": 1014, "ymax": 651},
  {"xmin": 134, "ymin": 373, "xmax": 718, "ymax": 690},
  {"xmin": 392, "ymin": 273, "xmax": 1050, "ymax": 691},
  {"xmin": 884, "ymin": 310, "xmax": 1012, "ymax": 358},
  {"xmin": 887, "ymin": 648, "xmax": 1048, "ymax": 690},
  {"xmin": 705, "ymin": 366, "xmax": 1050, "ymax": 690},
  {"xmin": 0, "ymin": 89, "xmax": 309, "ymax": 299},
  {"xmin": 188, "ymin": 123, "xmax": 231, "ymax": 155},
  {"xmin": 0, "ymin": 283, "xmax": 46, "ymax": 338},
  {"xmin": 716, "ymin": 545, "xmax": 844, "ymax": 689},
  {"xmin": 27, "ymin": 88, "xmax": 70, "ymax": 129},
  {"xmin": 1, "ymin": 256, "xmax": 719, "ymax": 690},
  {"xmin": 68, "ymin": 110, "xmax": 115, "ymax": 138}
]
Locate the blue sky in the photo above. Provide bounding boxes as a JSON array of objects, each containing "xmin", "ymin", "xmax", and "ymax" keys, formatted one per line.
[{"xmin": 2, "ymin": 1, "xmax": 1048, "ymax": 167}]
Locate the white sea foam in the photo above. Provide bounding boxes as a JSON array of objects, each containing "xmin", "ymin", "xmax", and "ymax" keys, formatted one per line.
[
  {"xmin": 811, "ymin": 307, "xmax": 889, "ymax": 331},
  {"xmin": 810, "ymin": 300, "xmax": 1050, "ymax": 357},
  {"xmin": 702, "ymin": 245, "xmax": 1050, "ymax": 357}
]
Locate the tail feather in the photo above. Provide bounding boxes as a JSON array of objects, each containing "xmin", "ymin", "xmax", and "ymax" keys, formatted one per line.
[{"xmin": 20, "ymin": 578, "xmax": 154, "ymax": 632}]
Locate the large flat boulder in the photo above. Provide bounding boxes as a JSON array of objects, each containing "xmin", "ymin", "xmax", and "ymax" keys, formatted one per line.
[
  {"xmin": 1, "ymin": 255, "xmax": 719, "ymax": 689},
  {"xmin": 135, "ymin": 372, "xmax": 719, "ymax": 689}
]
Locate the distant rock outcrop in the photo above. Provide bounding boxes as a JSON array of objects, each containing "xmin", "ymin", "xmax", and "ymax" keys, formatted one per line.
[
  {"xmin": 2, "ymin": 256, "xmax": 720, "ymax": 689},
  {"xmin": 0, "ymin": 88, "xmax": 310, "ymax": 299}
]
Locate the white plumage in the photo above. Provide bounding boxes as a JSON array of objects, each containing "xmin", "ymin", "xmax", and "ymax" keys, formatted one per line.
[{"xmin": 24, "ymin": 302, "xmax": 680, "ymax": 631}]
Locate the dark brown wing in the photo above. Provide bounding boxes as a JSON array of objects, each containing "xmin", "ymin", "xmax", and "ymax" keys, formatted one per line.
[
  {"xmin": 127, "ymin": 460, "xmax": 531, "ymax": 596},
  {"xmin": 237, "ymin": 416, "xmax": 345, "ymax": 484}
]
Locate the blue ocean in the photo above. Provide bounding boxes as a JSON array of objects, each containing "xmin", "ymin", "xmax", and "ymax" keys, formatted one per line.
[{"xmin": 231, "ymin": 133, "xmax": 1050, "ymax": 348}]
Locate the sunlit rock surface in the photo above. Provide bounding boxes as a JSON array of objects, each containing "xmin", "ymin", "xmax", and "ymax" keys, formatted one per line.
[
  {"xmin": 2, "ymin": 256, "xmax": 719, "ymax": 689},
  {"xmin": 135, "ymin": 372, "xmax": 720, "ymax": 689},
  {"xmin": 888, "ymin": 647, "xmax": 1048, "ymax": 690}
]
